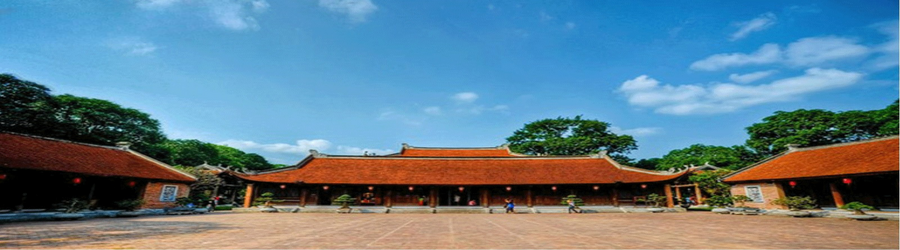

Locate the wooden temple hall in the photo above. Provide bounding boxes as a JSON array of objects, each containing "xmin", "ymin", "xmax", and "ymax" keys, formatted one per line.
[{"xmin": 233, "ymin": 144, "xmax": 696, "ymax": 208}]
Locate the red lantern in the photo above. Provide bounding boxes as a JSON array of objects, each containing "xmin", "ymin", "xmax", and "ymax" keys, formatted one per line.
[
  {"xmin": 0, "ymin": 174, "xmax": 7, "ymax": 180},
  {"xmin": 505, "ymin": 186, "xmax": 512, "ymax": 191},
  {"xmin": 789, "ymin": 181, "xmax": 797, "ymax": 188},
  {"xmin": 280, "ymin": 184, "xmax": 287, "ymax": 189},
  {"xmin": 128, "ymin": 181, "xmax": 137, "ymax": 187},
  {"xmin": 368, "ymin": 186, "xmax": 374, "ymax": 191},
  {"xmin": 842, "ymin": 178, "xmax": 852, "ymax": 185},
  {"xmin": 322, "ymin": 185, "xmax": 329, "ymax": 190},
  {"xmin": 408, "ymin": 186, "xmax": 414, "ymax": 191},
  {"xmin": 640, "ymin": 184, "xmax": 647, "ymax": 189},
  {"xmin": 593, "ymin": 185, "xmax": 600, "ymax": 191},
  {"xmin": 72, "ymin": 177, "xmax": 82, "ymax": 184},
  {"xmin": 551, "ymin": 186, "xmax": 557, "ymax": 191},
  {"xmin": 458, "ymin": 186, "xmax": 465, "ymax": 192}
]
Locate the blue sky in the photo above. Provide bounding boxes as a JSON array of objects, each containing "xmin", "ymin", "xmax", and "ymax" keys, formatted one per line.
[{"xmin": 1, "ymin": 0, "xmax": 897, "ymax": 164}]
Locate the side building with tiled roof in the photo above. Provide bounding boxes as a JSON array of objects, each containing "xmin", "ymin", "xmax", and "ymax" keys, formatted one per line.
[
  {"xmin": 0, "ymin": 132, "xmax": 196, "ymax": 210},
  {"xmin": 229, "ymin": 144, "xmax": 694, "ymax": 209},
  {"xmin": 723, "ymin": 136, "xmax": 899, "ymax": 210}
]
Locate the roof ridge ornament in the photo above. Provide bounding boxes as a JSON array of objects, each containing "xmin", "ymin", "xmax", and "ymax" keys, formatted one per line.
[
  {"xmin": 786, "ymin": 144, "xmax": 801, "ymax": 152},
  {"xmin": 309, "ymin": 149, "xmax": 326, "ymax": 158}
]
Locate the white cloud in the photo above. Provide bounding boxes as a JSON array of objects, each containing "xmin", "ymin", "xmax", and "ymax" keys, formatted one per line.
[
  {"xmin": 451, "ymin": 92, "xmax": 479, "ymax": 103},
  {"xmin": 134, "ymin": 0, "xmax": 268, "ymax": 31},
  {"xmin": 609, "ymin": 126, "xmax": 662, "ymax": 137},
  {"xmin": 221, "ymin": 139, "xmax": 395, "ymax": 158},
  {"xmin": 539, "ymin": 11, "xmax": 553, "ymax": 22},
  {"xmin": 106, "ymin": 38, "xmax": 159, "ymax": 56},
  {"xmin": 728, "ymin": 70, "xmax": 777, "ymax": 84},
  {"xmin": 690, "ymin": 43, "xmax": 782, "ymax": 71},
  {"xmin": 730, "ymin": 12, "xmax": 777, "ymax": 41},
  {"xmin": 785, "ymin": 36, "xmax": 869, "ymax": 66},
  {"xmin": 318, "ymin": 0, "xmax": 378, "ymax": 23},
  {"xmin": 617, "ymin": 68, "xmax": 864, "ymax": 115},
  {"xmin": 565, "ymin": 22, "xmax": 576, "ymax": 30},
  {"xmin": 423, "ymin": 106, "xmax": 442, "ymax": 115}
]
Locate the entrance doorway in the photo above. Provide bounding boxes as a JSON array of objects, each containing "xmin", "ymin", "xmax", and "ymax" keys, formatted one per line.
[{"xmin": 439, "ymin": 186, "xmax": 475, "ymax": 206}]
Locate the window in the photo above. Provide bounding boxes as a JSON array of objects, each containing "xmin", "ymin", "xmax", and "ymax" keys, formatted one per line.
[
  {"xmin": 160, "ymin": 185, "xmax": 179, "ymax": 202},
  {"xmin": 744, "ymin": 185, "xmax": 764, "ymax": 203}
]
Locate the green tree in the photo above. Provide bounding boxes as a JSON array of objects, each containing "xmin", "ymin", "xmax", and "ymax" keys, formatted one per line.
[
  {"xmin": 162, "ymin": 139, "xmax": 221, "ymax": 166},
  {"xmin": 241, "ymin": 153, "xmax": 273, "ymax": 170},
  {"xmin": 874, "ymin": 100, "xmax": 899, "ymax": 136},
  {"xmin": 0, "ymin": 74, "xmax": 56, "ymax": 133},
  {"xmin": 506, "ymin": 116, "xmax": 638, "ymax": 160},
  {"xmin": 633, "ymin": 158, "xmax": 660, "ymax": 170},
  {"xmin": 656, "ymin": 144, "xmax": 759, "ymax": 171},
  {"xmin": 48, "ymin": 94, "xmax": 166, "ymax": 153},
  {"xmin": 687, "ymin": 169, "xmax": 733, "ymax": 196}
]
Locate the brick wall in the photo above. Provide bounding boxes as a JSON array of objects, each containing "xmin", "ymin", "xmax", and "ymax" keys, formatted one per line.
[
  {"xmin": 730, "ymin": 182, "xmax": 787, "ymax": 209},
  {"xmin": 141, "ymin": 182, "xmax": 190, "ymax": 209}
]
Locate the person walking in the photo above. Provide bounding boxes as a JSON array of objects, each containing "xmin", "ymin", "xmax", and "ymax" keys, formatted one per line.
[
  {"xmin": 567, "ymin": 199, "xmax": 581, "ymax": 214},
  {"xmin": 504, "ymin": 198, "xmax": 515, "ymax": 214}
]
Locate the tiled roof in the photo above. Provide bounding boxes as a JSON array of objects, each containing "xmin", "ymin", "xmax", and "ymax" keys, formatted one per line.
[
  {"xmin": 399, "ymin": 148, "xmax": 518, "ymax": 157},
  {"xmin": 724, "ymin": 137, "xmax": 899, "ymax": 183},
  {"xmin": 236, "ymin": 155, "xmax": 687, "ymax": 185},
  {"xmin": 0, "ymin": 132, "xmax": 196, "ymax": 182}
]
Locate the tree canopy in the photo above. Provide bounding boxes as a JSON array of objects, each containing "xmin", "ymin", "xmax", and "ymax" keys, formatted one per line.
[
  {"xmin": 506, "ymin": 116, "xmax": 637, "ymax": 162},
  {"xmin": 655, "ymin": 144, "xmax": 759, "ymax": 171},
  {"xmin": 0, "ymin": 74, "xmax": 55, "ymax": 133}
]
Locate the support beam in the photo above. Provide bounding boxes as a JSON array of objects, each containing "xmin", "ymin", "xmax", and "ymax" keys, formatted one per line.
[
  {"xmin": 829, "ymin": 182, "xmax": 845, "ymax": 208},
  {"xmin": 664, "ymin": 184, "xmax": 674, "ymax": 208},
  {"xmin": 481, "ymin": 189, "xmax": 490, "ymax": 208},
  {"xmin": 674, "ymin": 186, "xmax": 682, "ymax": 203},
  {"xmin": 429, "ymin": 187, "xmax": 438, "ymax": 208},
  {"xmin": 299, "ymin": 188, "xmax": 308, "ymax": 207},
  {"xmin": 385, "ymin": 189, "xmax": 393, "ymax": 208},
  {"xmin": 612, "ymin": 188, "xmax": 619, "ymax": 207},
  {"xmin": 242, "ymin": 183, "xmax": 255, "ymax": 208},
  {"xmin": 694, "ymin": 183, "xmax": 703, "ymax": 205},
  {"xmin": 526, "ymin": 188, "xmax": 533, "ymax": 208}
]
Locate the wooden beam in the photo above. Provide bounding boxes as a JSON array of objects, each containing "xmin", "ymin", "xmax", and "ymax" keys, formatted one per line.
[
  {"xmin": 481, "ymin": 189, "xmax": 490, "ymax": 208},
  {"xmin": 299, "ymin": 188, "xmax": 308, "ymax": 207},
  {"xmin": 242, "ymin": 183, "xmax": 255, "ymax": 208},
  {"xmin": 385, "ymin": 189, "xmax": 393, "ymax": 208},
  {"xmin": 429, "ymin": 187, "xmax": 438, "ymax": 208},
  {"xmin": 674, "ymin": 186, "xmax": 682, "ymax": 203},
  {"xmin": 526, "ymin": 188, "xmax": 533, "ymax": 208},
  {"xmin": 612, "ymin": 188, "xmax": 619, "ymax": 207},
  {"xmin": 829, "ymin": 182, "xmax": 845, "ymax": 207},
  {"xmin": 694, "ymin": 183, "xmax": 703, "ymax": 205},
  {"xmin": 664, "ymin": 184, "xmax": 674, "ymax": 208}
]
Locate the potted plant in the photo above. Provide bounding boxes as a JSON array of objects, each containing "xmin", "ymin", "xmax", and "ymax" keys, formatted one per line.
[
  {"xmin": 333, "ymin": 194, "xmax": 356, "ymax": 213},
  {"xmin": 253, "ymin": 192, "xmax": 281, "ymax": 213},
  {"xmin": 771, "ymin": 196, "xmax": 816, "ymax": 217},
  {"xmin": 637, "ymin": 194, "xmax": 667, "ymax": 213},
  {"xmin": 115, "ymin": 199, "xmax": 146, "ymax": 217},
  {"xmin": 53, "ymin": 198, "xmax": 88, "ymax": 220},
  {"xmin": 705, "ymin": 195, "xmax": 733, "ymax": 214},
  {"xmin": 729, "ymin": 195, "xmax": 753, "ymax": 214},
  {"xmin": 840, "ymin": 201, "xmax": 877, "ymax": 220}
]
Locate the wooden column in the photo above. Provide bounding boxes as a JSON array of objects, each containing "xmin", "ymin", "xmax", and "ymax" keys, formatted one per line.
[
  {"xmin": 612, "ymin": 188, "xmax": 619, "ymax": 207},
  {"xmin": 242, "ymin": 183, "xmax": 255, "ymax": 208},
  {"xmin": 674, "ymin": 186, "xmax": 682, "ymax": 203},
  {"xmin": 299, "ymin": 188, "xmax": 309, "ymax": 207},
  {"xmin": 694, "ymin": 183, "xmax": 703, "ymax": 204},
  {"xmin": 526, "ymin": 188, "xmax": 534, "ymax": 208},
  {"xmin": 829, "ymin": 183, "xmax": 845, "ymax": 207},
  {"xmin": 663, "ymin": 184, "xmax": 674, "ymax": 208},
  {"xmin": 385, "ymin": 189, "xmax": 393, "ymax": 208},
  {"xmin": 429, "ymin": 187, "xmax": 438, "ymax": 208},
  {"xmin": 481, "ymin": 189, "xmax": 490, "ymax": 208}
]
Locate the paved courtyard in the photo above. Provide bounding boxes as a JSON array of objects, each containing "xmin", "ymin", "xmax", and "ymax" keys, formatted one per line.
[{"xmin": 0, "ymin": 212, "xmax": 897, "ymax": 249}]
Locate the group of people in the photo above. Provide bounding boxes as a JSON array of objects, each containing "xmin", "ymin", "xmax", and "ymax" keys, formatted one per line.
[{"xmin": 502, "ymin": 198, "xmax": 583, "ymax": 214}]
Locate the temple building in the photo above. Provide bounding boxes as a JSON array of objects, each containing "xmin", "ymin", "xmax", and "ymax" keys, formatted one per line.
[
  {"xmin": 0, "ymin": 132, "xmax": 196, "ymax": 211},
  {"xmin": 724, "ymin": 136, "xmax": 899, "ymax": 210},
  {"xmin": 233, "ymin": 144, "xmax": 692, "ymax": 209}
]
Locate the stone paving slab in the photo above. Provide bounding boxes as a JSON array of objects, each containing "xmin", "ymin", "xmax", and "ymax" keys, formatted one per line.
[{"xmin": 0, "ymin": 212, "xmax": 896, "ymax": 249}]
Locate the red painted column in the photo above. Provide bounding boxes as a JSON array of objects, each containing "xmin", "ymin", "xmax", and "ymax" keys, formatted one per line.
[{"xmin": 243, "ymin": 183, "xmax": 255, "ymax": 208}]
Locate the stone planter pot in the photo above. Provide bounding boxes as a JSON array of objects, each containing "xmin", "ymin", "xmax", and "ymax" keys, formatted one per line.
[
  {"xmin": 785, "ymin": 210, "xmax": 810, "ymax": 217},
  {"xmin": 259, "ymin": 207, "xmax": 278, "ymax": 213},
  {"xmin": 846, "ymin": 214, "xmax": 877, "ymax": 220},
  {"xmin": 646, "ymin": 207, "xmax": 665, "ymax": 213},
  {"xmin": 711, "ymin": 208, "xmax": 730, "ymax": 214},
  {"xmin": 728, "ymin": 207, "xmax": 745, "ymax": 215},
  {"xmin": 742, "ymin": 208, "xmax": 761, "ymax": 215},
  {"xmin": 336, "ymin": 207, "xmax": 353, "ymax": 214},
  {"xmin": 117, "ymin": 211, "xmax": 142, "ymax": 217},
  {"xmin": 52, "ymin": 213, "xmax": 85, "ymax": 220}
]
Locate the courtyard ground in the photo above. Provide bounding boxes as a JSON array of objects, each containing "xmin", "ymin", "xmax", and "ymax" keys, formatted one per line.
[{"xmin": 0, "ymin": 212, "xmax": 896, "ymax": 249}]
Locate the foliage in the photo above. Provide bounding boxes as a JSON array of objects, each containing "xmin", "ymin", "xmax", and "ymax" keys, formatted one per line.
[
  {"xmin": 632, "ymin": 158, "xmax": 660, "ymax": 170},
  {"xmin": 176, "ymin": 166, "xmax": 224, "ymax": 196},
  {"xmin": 840, "ymin": 201, "xmax": 875, "ymax": 215},
  {"xmin": 214, "ymin": 205, "xmax": 234, "ymax": 211},
  {"xmin": 0, "ymin": 74, "xmax": 56, "ymax": 134},
  {"xmin": 657, "ymin": 144, "xmax": 760, "ymax": 171},
  {"xmin": 332, "ymin": 194, "xmax": 356, "ymax": 209},
  {"xmin": 731, "ymin": 195, "xmax": 752, "ymax": 208},
  {"xmin": 115, "ymin": 199, "xmax": 146, "ymax": 211},
  {"xmin": 746, "ymin": 101, "xmax": 899, "ymax": 157},
  {"xmin": 49, "ymin": 94, "xmax": 167, "ymax": 152},
  {"xmin": 253, "ymin": 192, "xmax": 282, "ymax": 208},
  {"xmin": 506, "ymin": 116, "xmax": 638, "ymax": 160},
  {"xmin": 55, "ymin": 198, "xmax": 89, "ymax": 213},
  {"xmin": 687, "ymin": 169, "xmax": 733, "ymax": 196},
  {"xmin": 175, "ymin": 197, "xmax": 195, "ymax": 207},
  {"xmin": 638, "ymin": 193, "xmax": 667, "ymax": 208},
  {"xmin": 559, "ymin": 194, "xmax": 585, "ymax": 206},
  {"xmin": 704, "ymin": 195, "xmax": 733, "ymax": 208},
  {"xmin": 771, "ymin": 196, "xmax": 816, "ymax": 211}
]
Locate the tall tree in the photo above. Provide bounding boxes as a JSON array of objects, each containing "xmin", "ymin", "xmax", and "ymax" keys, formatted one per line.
[
  {"xmin": 162, "ymin": 139, "xmax": 221, "ymax": 167},
  {"xmin": 656, "ymin": 144, "xmax": 759, "ymax": 171},
  {"xmin": 632, "ymin": 158, "xmax": 661, "ymax": 170},
  {"xmin": 48, "ymin": 94, "xmax": 167, "ymax": 153},
  {"xmin": 506, "ymin": 116, "xmax": 638, "ymax": 162},
  {"xmin": 0, "ymin": 74, "xmax": 55, "ymax": 133}
]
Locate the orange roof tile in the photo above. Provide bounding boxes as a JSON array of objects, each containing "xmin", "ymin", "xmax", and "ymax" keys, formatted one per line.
[
  {"xmin": 724, "ymin": 137, "xmax": 899, "ymax": 183},
  {"xmin": 237, "ymin": 155, "xmax": 686, "ymax": 185},
  {"xmin": 0, "ymin": 132, "xmax": 196, "ymax": 182},
  {"xmin": 399, "ymin": 147, "xmax": 518, "ymax": 157}
]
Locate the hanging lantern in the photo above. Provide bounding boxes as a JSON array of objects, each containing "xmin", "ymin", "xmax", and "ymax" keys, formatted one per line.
[
  {"xmin": 0, "ymin": 174, "xmax": 7, "ymax": 180},
  {"xmin": 280, "ymin": 184, "xmax": 287, "ymax": 189},
  {"xmin": 458, "ymin": 186, "xmax": 465, "ymax": 192},
  {"xmin": 551, "ymin": 186, "xmax": 557, "ymax": 191},
  {"xmin": 789, "ymin": 181, "xmax": 797, "ymax": 188},
  {"xmin": 72, "ymin": 177, "xmax": 82, "ymax": 184},
  {"xmin": 367, "ymin": 186, "xmax": 374, "ymax": 191},
  {"xmin": 128, "ymin": 181, "xmax": 136, "ymax": 187},
  {"xmin": 842, "ymin": 178, "xmax": 852, "ymax": 185},
  {"xmin": 408, "ymin": 186, "xmax": 415, "ymax": 191},
  {"xmin": 640, "ymin": 184, "xmax": 647, "ymax": 189},
  {"xmin": 505, "ymin": 186, "xmax": 512, "ymax": 191},
  {"xmin": 322, "ymin": 185, "xmax": 330, "ymax": 190},
  {"xmin": 592, "ymin": 185, "xmax": 600, "ymax": 191}
]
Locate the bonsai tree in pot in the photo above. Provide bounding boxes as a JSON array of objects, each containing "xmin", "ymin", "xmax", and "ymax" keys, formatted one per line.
[
  {"xmin": 840, "ymin": 201, "xmax": 877, "ymax": 220},
  {"xmin": 253, "ymin": 192, "xmax": 281, "ymax": 213},
  {"xmin": 706, "ymin": 195, "xmax": 733, "ymax": 214},
  {"xmin": 115, "ymin": 199, "xmax": 146, "ymax": 217},
  {"xmin": 771, "ymin": 196, "xmax": 816, "ymax": 217},
  {"xmin": 53, "ymin": 198, "xmax": 88, "ymax": 220},
  {"xmin": 637, "ymin": 194, "xmax": 667, "ymax": 213},
  {"xmin": 729, "ymin": 195, "xmax": 752, "ymax": 214},
  {"xmin": 333, "ymin": 194, "xmax": 356, "ymax": 213}
]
